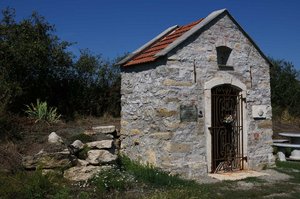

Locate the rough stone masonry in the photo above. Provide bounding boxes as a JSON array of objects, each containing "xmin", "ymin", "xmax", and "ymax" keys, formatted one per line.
[{"xmin": 118, "ymin": 9, "xmax": 274, "ymax": 180}]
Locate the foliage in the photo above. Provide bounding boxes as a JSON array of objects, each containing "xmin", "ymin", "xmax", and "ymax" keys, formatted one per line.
[
  {"xmin": 0, "ymin": 142, "xmax": 22, "ymax": 173},
  {"xmin": 92, "ymin": 167, "xmax": 134, "ymax": 192},
  {"xmin": 270, "ymin": 58, "xmax": 300, "ymax": 118},
  {"xmin": 25, "ymin": 99, "xmax": 61, "ymax": 123},
  {"xmin": 119, "ymin": 155, "xmax": 199, "ymax": 188},
  {"xmin": 77, "ymin": 145, "xmax": 91, "ymax": 159},
  {"xmin": 0, "ymin": 170, "xmax": 63, "ymax": 199},
  {"xmin": 276, "ymin": 161, "xmax": 300, "ymax": 183},
  {"xmin": 0, "ymin": 7, "xmax": 122, "ymax": 121},
  {"xmin": 0, "ymin": 8, "xmax": 73, "ymax": 113},
  {"xmin": 67, "ymin": 49, "xmax": 121, "ymax": 117},
  {"xmin": 0, "ymin": 114, "xmax": 23, "ymax": 140},
  {"xmin": 69, "ymin": 133, "xmax": 94, "ymax": 143}
]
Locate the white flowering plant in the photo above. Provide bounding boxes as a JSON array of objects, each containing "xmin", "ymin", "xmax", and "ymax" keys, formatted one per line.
[{"xmin": 223, "ymin": 114, "xmax": 234, "ymax": 124}]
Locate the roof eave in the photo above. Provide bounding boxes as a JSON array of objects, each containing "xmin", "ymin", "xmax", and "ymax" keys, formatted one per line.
[{"xmin": 117, "ymin": 25, "xmax": 178, "ymax": 66}]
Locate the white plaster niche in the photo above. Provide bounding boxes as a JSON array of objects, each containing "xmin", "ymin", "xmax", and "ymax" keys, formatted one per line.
[{"xmin": 252, "ymin": 105, "xmax": 269, "ymax": 119}]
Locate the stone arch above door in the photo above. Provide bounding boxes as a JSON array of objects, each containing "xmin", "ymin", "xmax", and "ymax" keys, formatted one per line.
[{"xmin": 204, "ymin": 76, "xmax": 247, "ymax": 91}]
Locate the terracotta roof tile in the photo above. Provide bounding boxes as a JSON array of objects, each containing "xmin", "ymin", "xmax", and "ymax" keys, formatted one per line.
[{"xmin": 123, "ymin": 18, "xmax": 203, "ymax": 67}]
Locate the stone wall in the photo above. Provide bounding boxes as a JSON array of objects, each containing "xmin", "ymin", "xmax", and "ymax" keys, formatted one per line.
[{"xmin": 120, "ymin": 13, "xmax": 274, "ymax": 180}]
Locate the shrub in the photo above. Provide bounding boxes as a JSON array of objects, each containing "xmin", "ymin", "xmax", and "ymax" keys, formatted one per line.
[
  {"xmin": 0, "ymin": 142, "xmax": 23, "ymax": 173},
  {"xmin": 25, "ymin": 99, "xmax": 61, "ymax": 123},
  {"xmin": 92, "ymin": 167, "xmax": 134, "ymax": 192},
  {"xmin": 0, "ymin": 170, "xmax": 56, "ymax": 199}
]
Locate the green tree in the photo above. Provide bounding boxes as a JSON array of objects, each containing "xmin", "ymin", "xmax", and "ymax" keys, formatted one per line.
[
  {"xmin": 270, "ymin": 58, "xmax": 300, "ymax": 118},
  {"xmin": 0, "ymin": 8, "xmax": 73, "ymax": 113},
  {"xmin": 0, "ymin": 7, "xmax": 122, "ymax": 120},
  {"xmin": 70, "ymin": 50, "xmax": 121, "ymax": 116}
]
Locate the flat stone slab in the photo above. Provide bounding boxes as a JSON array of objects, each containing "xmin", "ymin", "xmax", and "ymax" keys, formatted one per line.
[
  {"xmin": 279, "ymin": 132, "xmax": 300, "ymax": 137},
  {"xmin": 86, "ymin": 140, "xmax": 113, "ymax": 149},
  {"xmin": 208, "ymin": 170, "xmax": 269, "ymax": 181},
  {"xmin": 64, "ymin": 165, "xmax": 111, "ymax": 181},
  {"xmin": 273, "ymin": 139, "xmax": 289, "ymax": 143},
  {"xmin": 92, "ymin": 126, "xmax": 116, "ymax": 134},
  {"xmin": 272, "ymin": 143, "xmax": 300, "ymax": 148},
  {"xmin": 86, "ymin": 150, "xmax": 117, "ymax": 165}
]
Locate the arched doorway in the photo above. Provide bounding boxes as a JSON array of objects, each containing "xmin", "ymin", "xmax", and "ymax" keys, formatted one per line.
[{"xmin": 210, "ymin": 84, "xmax": 245, "ymax": 173}]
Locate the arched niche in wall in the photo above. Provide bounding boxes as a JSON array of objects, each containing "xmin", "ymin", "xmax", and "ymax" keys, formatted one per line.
[{"xmin": 216, "ymin": 46, "xmax": 233, "ymax": 70}]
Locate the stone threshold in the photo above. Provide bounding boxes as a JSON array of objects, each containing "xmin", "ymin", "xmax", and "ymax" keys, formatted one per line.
[{"xmin": 208, "ymin": 170, "xmax": 269, "ymax": 181}]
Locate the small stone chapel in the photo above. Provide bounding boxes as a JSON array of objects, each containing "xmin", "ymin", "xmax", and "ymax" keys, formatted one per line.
[{"xmin": 118, "ymin": 9, "xmax": 274, "ymax": 179}]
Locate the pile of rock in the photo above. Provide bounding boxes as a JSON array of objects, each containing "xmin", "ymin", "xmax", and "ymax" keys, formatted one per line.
[{"xmin": 22, "ymin": 125, "xmax": 120, "ymax": 181}]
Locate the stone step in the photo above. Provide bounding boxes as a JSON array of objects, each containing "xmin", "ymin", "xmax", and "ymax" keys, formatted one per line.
[{"xmin": 92, "ymin": 125, "xmax": 116, "ymax": 134}]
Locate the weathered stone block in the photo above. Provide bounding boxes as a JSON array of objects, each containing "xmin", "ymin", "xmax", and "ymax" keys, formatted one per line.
[
  {"xmin": 121, "ymin": 120, "xmax": 129, "ymax": 126},
  {"xmin": 149, "ymin": 132, "xmax": 173, "ymax": 140},
  {"xmin": 130, "ymin": 129, "xmax": 141, "ymax": 135},
  {"xmin": 164, "ymin": 142, "xmax": 191, "ymax": 153},
  {"xmin": 145, "ymin": 149, "xmax": 157, "ymax": 166},
  {"xmin": 163, "ymin": 79, "xmax": 193, "ymax": 87},
  {"xmin": 157, "ymin": 108, "xmax": 178, "ymax": 117}
]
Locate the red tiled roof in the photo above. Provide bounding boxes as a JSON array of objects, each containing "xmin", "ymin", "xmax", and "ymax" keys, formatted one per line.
[{"xmin": 123, "ymin": 18, "xmax": 203, "ymax": 67}]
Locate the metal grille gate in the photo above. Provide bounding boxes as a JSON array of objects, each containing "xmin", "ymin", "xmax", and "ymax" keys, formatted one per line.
[{"xmin": 210, "ymin": 84, "xmax": 245, "ymax": 173}]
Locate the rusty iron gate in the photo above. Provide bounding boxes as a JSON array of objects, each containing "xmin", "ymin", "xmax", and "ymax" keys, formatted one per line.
[{"xmin": 210, "ymin": 84, "xmax": 245, "ymax": 173}]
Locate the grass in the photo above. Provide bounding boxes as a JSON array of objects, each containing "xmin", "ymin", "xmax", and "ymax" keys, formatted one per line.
[
  {"xmin": 0, "ymin": 169, "xmax": 66, "ymax": 199},
  {"xmin": 1, "ymin": 159, "xmax": 300, "ymax": 199}
]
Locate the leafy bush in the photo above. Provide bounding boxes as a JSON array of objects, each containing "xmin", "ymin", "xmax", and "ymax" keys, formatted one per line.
[{"xmin": 25, "ymin": 99, "xmax": 61, "ymax": 123}]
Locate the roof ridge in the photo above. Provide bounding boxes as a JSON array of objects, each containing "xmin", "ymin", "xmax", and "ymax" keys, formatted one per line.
[{"xmin": 120, "ymin": 9, "xmax": 243, "ymax": 67}]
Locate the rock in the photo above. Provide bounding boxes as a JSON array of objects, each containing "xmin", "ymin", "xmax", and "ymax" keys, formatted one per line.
[
  {"xmin": 86, "ymin": 150, "xmax": 117, "ymax": 165},
  {"xmin": 48, "ymin": 132, "xmax": 63, "ymax": 144},
  {"xmin": 63, "ymin": 165, "xmax": 110, "ymax": 181},
  {"xmin": 83, "ymin": 130, "xmax": 95, "ymax": 136},
  {"xmin": 289, "ymin": 150, "xmax": 300, "ymax": 160},
  {"xmin": 42, "ymin": 169, "xmax": 62, "ymax": 176},
  {"xmin": 71, "ymin": 140, "xmax": 84, "ymax": 150},
  {"xmin": 77, "ymin": 159, "xmax": 89, "ymax": 166},
  {"xmin": 277, "ymin": 152, "xmax": 286, "ymax": 161},
  {"xmin": 22, "ymin": 152, "xmax": 72, "ymax": 169},
  {"xmin": 92, "ymin": 126, "xmax": 116, "ymax": 134},
  {"xmin": 68, "ymin": 140, "xmax": 84, "ymax": 155},
  {"xmin": 86, "ymin": 140, "xmax": 113, "ymax": 149}
]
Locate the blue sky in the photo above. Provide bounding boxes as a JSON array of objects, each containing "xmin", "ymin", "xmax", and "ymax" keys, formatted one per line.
[{"xmin": 1, "ymin": 0, "xmax": 300, "ymax": 69}]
